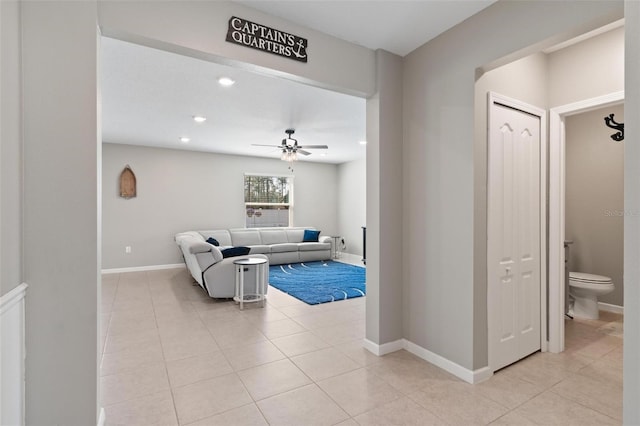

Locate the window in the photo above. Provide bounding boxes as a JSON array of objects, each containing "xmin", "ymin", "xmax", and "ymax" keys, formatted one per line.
[{"xmin": 244, "ymin": 174, "xmax": 293, "ymax": 228}]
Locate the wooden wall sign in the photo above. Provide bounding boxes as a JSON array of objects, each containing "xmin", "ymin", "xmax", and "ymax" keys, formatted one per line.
[
  {"xmin": 119, "ymin": 165, "xmax": 137, "ymax": 199},
  {"xmin": 226, "ymin": 16, "xmax": 308, "ymax": 63}
]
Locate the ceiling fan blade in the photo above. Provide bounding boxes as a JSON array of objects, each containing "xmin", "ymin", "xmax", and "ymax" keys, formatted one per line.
[
  {"xmin": 298, "ymin": 145, "xmax": 328, "ymax": 149},
  {"xmin": 297, "ymin": 149, "xmax": 312, "ymax": 156},
  {"xmin": 252, "ymin": 144, "xmax": 282, "ymax": 147}
]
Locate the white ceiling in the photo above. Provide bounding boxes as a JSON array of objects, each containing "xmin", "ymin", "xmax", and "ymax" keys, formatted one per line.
[
  {"xmin": 101, "ymin": 37, "xmax": 367, "ymax": 164},
  {"xmin": 101, "ymin": 1, "xmax": 496, "ymax": 164}
]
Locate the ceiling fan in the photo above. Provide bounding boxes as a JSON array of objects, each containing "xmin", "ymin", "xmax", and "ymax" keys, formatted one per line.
[{"xmin": 253, "ymin": 129, "xmax": 328, "ymax": 162}]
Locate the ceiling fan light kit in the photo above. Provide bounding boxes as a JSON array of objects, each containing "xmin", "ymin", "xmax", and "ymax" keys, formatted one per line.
[
  {"xmin": 281, "ymin": 149, "xmax": 298, "ymax": 162},
  {"xmin": 281, "ymin": 129, "xmax": 299, "ymax": 163}
]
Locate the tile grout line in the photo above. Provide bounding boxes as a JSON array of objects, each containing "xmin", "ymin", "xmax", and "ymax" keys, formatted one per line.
[
  {"xmin": 147, "ymin": 272, "xmax": 181, "ymax": 426},
  {"xmin": 549, "ymin": 388, "xmax": 622, "ymax": 423},
  {"xmin": 548, "ymin": 384, "xmax": 622, "ymax": 422}
]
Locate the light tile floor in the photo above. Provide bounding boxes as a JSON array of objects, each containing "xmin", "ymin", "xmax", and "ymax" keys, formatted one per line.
[{"xmin": 101, "ymin": 265, "xmax": 623, "ymax": 425}]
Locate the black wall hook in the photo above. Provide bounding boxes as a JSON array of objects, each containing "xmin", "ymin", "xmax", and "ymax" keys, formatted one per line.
[{"xmin": 604, "ymin": 113, "xmax": 624, "ymax": 141}]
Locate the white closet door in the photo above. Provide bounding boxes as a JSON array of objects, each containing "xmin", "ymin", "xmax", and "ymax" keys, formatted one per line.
[{"xmin": 488, "ymin": 98, "xmax": 542, "ymax": 371}]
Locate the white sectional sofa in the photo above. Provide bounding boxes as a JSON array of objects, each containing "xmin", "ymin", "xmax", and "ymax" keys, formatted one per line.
[{"xmin": 175, "ymin": 227, "xmax": 331, "ymax": 298}]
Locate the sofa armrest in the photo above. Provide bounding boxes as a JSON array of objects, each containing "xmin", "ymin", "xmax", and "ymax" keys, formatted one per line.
[
  {"xmin": 188, "ymin": 241, "xmax": 214, "ymax": 254},
  {"xmin": 186, "ymin": 240, "xmax": 225, "ymax": 262},
  {"xmin": 319, "ymin": 235, "xmax": 332, "ymax": 244},
  {"xmin": 195, "ymin": 249, "xmax": 223, "ymax": 272},
  {"xmin": 177, "ymin": 236, "xmax": 224, "ymax": 286}
]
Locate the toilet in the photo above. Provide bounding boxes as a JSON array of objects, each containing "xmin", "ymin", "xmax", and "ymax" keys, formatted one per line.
[{"xmin": 569, "ymin": 272, "xmax": 614, "ymax": 319}]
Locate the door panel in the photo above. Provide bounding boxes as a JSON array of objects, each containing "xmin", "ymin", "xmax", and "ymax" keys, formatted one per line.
[{"xmin": 489, "ymin": 100, "xmax": 542, "ymax": 371}]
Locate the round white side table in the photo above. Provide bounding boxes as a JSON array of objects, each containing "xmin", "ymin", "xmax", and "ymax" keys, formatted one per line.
[{"xmin": 233, "ymin": 257, "xmax": 268, "ymax": 310}]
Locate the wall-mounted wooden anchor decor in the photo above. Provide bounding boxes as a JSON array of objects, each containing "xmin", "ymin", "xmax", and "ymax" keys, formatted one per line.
[
  {"xmin": 604, "ymin": 113, "xmax": 624, "ymax": 142},
  {"xmin": 119, "ymin": 165, "xmax": 137, "ymax": 199}
]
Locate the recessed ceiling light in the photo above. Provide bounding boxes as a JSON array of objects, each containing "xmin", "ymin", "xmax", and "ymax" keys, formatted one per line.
[
  {"xmin": 359, "ymin": 140, "xmax": 367, "ymax": 145},
  {"xmin": 320, "ymin": 153, "xmax": 327, "ymax": 157},
  {"xmin": 179, "ymin": 136, "xmax": 190, "ymax": 143},
  {"xmin": 218, "ymin": 77, "xmax": 235, "ymax": 87},
  {"xmin": 192, "ymin": 115, "xmax": 207, "ymax": 123}
]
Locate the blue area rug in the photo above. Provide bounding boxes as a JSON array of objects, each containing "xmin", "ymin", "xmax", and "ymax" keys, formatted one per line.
[{"xmin": 269, "ymin": 261, "xmax": 366, "ymax": 305}]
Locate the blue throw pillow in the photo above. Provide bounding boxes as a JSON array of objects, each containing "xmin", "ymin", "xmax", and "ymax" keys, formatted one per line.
[
  {"xmin": 303, "ymin": 229, "xmax": 321, "ymax": 242},
  {"xmin": 206, "ymin": 237, "xmax": 220, "ymax": 246},
  {"xmin": 221, "ymin": 246, "xmax": 251, "ymax": 258}
]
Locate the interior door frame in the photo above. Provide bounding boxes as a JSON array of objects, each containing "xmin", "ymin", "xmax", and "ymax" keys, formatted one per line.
[
  {"xmin": 548, "ymin": 90, "xmax": 624, "ymax": 353},
  {"xmin": 487, "ymin": 92, "xmax": 547, "ymax": 372}
]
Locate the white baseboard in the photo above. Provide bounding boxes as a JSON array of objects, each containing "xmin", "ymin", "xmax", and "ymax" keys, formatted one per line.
[
  {"xmin": 472, "ymin": 366, "xmax": 494, "ymax": 383},
  {"xmin": 362, "ymin": 338, "xmax": 404, "ymax": 356},
  {"xmin": 598, "ymin": 302, "xmax": 624, "ymax": 314},
  {"xmin": 404, "ymin": 340, "xmax": 492, "ymax": 384},
  {"xmin": 334, "ymin": 252, "xmax": 365, "ymax": 266},
  {"xmin": 101, "ymin": 263, "xmax": 185, "ymax": 274},
  {"xmin": 97, "ymin": 407, "xmax": 105, "ymax": 426},
  {"xmin": 362, "ymin": 337, "xmax": 492, "ymax": 384}
]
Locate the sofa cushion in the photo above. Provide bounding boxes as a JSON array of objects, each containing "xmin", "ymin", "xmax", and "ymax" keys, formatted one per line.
[
  {"xmin": 199, "ymin": 230, "xmax": 232, "ymax": 246},
  {"xmin": 221, "ymin": 246, "xmax": 251, "ymax": 258},
  {"xmin": 249, "ymin": 245, "xmax": 270, "ymax": 254},
  {"xmin": 298, "ymin": 242, "xmax": 330, "ymax": 251},
  {"xmin": 176, "ymin": 231, "xmax": 205, "ymax": 243},
  {"xmin": 230, "ymin": 229, "xmax": 262, "ymax": 246},
  {"xmin": 286, "ymin": 229, "xmax": 305, "ymax": 243},
  {"xmin": 270, "ymin": 243, "xmax": 298, "ymax": 253},
  {"xmin": 260, "ymin": 230, "xmax": 289, "ymax": 245},
  {"xmin": 270, "ymin": 251, "xmax": 300, "ymax": 265},
  {"xmin": 303, "ymin": 229, "xmax": 321, "ymax": 242}
]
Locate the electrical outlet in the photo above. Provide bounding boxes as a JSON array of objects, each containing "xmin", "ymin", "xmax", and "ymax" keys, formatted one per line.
[{"xmin": 125, "ymin": 246, "xmax": 131, "ymax": 254}]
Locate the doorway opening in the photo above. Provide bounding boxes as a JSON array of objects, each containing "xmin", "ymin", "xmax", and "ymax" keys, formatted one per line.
[
  {"xmin": 548, "ymin": 91, "xmax": 624, "ymax": 352},
  {"xmin": 98, "ymin": 35, "xmax": 369, "ymax": 417}
]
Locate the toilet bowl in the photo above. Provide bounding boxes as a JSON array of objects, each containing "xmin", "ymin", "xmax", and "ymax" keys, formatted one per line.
[{"xmin": 569, "ymin": 272, "xmax": 614, "ymax": 319}]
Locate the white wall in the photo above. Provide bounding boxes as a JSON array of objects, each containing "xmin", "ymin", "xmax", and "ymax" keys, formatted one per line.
[
  {"xmin": 367, "ymin": 49, "xmax": 404, "ymax": 347},
  {"xmin": 102, "ymin": 143, "xmax": 339, "ymax": 269},
  {"xmin": 403, "ymin": 0, "xmax": 623, "ymax": 372},
  {"xmin": 22, "ymin": 1, "xmax": 99, "ymax": 424},
  {"xmin": 548, "ymin": 26, "xmax": 624, "ymax": 108},
  {"xmin": 566, "ymin": 105, "xmax": 624, "ymax": 307},
  {"xmin": 338, "ymin": 158, "xmax": 366, "ymax": 257},
  {"xmin": 624, "ymin": 2, "xmax": 640, "ymax": 422},
  {"xmin": 0, "ymin": 0, "xmax": 22, "ymax": 297}
]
